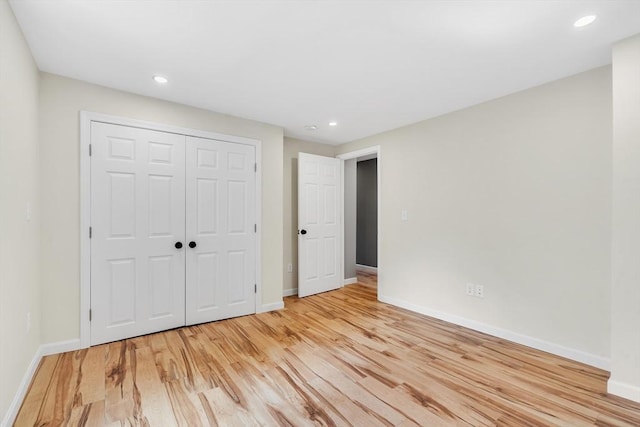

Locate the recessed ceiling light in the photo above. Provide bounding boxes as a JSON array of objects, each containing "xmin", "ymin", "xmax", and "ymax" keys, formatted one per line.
[
  {"xmin": 304, "ymin": 125, "xmax": 318, "ymax": 131},
  {"xmin": 329, "ymin": 121, "xmax": 338, "ymax": 127},
  {"xmin": 153, "ymin": 75, "xmax": 168, "ymax": 84},
  {"xmin": 574, "ymin": 15, "xmax": 597, "ymax": 28}
]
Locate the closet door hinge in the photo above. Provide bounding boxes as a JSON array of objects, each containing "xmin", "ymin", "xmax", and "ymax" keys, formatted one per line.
[
  {"xmin": 89, "ymin": 144, "xmax": 92, "ymax": 156},
  {"xmin": 89, "ymin": 309, "xmax": 92, "ymax": 322},
  {"xmin": 254, "ymin": 224, "xmax": 257, "ymax": 233},
  {"xmin": 89, "ymin": 227, "xmax": 92, "ymax": 238},
  {"xmin": 254, "ymin": 284, "xmax": 257, "ymax": 293},
  {"xmin": 254, "ymin": 163, "xmax": 257, "ymax": 172}
]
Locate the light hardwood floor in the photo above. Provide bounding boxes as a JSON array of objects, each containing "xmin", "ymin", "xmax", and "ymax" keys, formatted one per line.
[{"xmin": 14, "ymin": 272, "xmax": 640, "ymax": 426}]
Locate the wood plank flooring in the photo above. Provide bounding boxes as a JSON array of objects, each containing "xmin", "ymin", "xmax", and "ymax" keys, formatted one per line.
[{"xmin": 14, "ymin": 272, "xmax": 640, "ymax": 426}]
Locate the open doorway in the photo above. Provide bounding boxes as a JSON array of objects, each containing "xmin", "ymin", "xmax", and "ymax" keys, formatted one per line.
[{"xmin": 339, "ymin": 146, "xmax": 380, "ymax": 295}]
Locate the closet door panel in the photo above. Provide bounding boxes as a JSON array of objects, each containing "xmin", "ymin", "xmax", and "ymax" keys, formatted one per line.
[
  {"xmin": 90, "ymin": 122, "xmax": 186, "ymax": 345},
  {"xmin": 185, "ymin": 136, "xmax": 256, "ymax": 324}
]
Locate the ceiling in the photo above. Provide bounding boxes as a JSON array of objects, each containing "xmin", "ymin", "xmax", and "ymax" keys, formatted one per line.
[{"xmin": 9, "ymin": 1, "xmax": 640, "ymax": 145}]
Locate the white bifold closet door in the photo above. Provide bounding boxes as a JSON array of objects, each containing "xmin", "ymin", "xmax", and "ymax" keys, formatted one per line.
[
  {"xmin": 90, "ymin": 122, "xmax": 186, "ymax": 345},
  {"xmin": 90, "ymin": 122, "xmax": 256, "ymax": 346},
  {"xmin": 185, "ymin": 136, "xmax": 256, "ymax": 325}
]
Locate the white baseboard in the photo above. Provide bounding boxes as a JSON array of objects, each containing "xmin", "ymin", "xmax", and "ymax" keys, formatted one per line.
[
  {"xmin": 283, "ymin": 288, "xmax": 298, "ymax": 297},
  {"xmin": 1, "ymin": 337, "xmax": 82, "ymax": 427},
  {"xmin": 378, "ymin": 294, "xmax": 610, "ymax": 371},
  {"xmin": 258, "ymin": 301, "xmax": 285, "ymax": 313},
  {"xmin": 1, "ymin": 346, "xmax": 42, "ymax": 427},
  {"xmin": 344, "ymin": 277, "xmax": 357, "ymax": 285},
  {"xmin": 608, "ymin": 379, "xmax": 640, "ymax": 402},
  {"xmin": 356, "ymin": 264, "xmax": 377, "ymax": 273},
  {"xmin": 40, "ymin": 338, "xmax": 81, "ymax": 356}
]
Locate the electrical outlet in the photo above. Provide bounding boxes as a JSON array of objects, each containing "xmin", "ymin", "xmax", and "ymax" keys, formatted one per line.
[
  {"xmin": 466, "ymin": 283, "xmax": 475, "ymax": 296},
  {"xmin": 475, "ymin": 284, "xmax": 484, "ymax": 298},
  {"xmin": 287, "ymin": 263, "xmax": 293, "ymax": 273},
  {"xmin": 26, "ymin": 312, "xmax": 31, "ymax": 334}
]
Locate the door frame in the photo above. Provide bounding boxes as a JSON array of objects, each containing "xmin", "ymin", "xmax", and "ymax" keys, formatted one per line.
[
  {"xmin": 79, "ymin": 111, "xmax": 263, "ymax": 348},
  {"xmin": 337, "ymin": 146, "xmax": 381, "ymax": 296}
]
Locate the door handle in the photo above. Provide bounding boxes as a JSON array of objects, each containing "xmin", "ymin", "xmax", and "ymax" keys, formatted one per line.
[
  {"xmin": 175, "ymin": 242, "xmax": 183, "ymax": 249},
  {"xmin": 189, "ymin": 241, "xmax": 197, "ymax": 249},
  {"xmin": 299, "ymin": 229, "xmax": 307, "ymax": 235}
]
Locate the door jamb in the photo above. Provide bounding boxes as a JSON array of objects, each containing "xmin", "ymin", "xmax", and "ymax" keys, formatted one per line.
[
  {"xmin": 337, "ymin": 146, "xmax": 381, "ymax": 296},
  {"xmin": 80, "ymin": 111, "xmax": 263, "ymax": 348}
]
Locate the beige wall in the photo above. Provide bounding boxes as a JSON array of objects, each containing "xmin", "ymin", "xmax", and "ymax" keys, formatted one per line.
[
  {"xmin": 337, "ymin": 66, "xmax": 613, "ymax": 361},
  {"xmin": 283, "ymin": 137, "xmax": 336, "ymax": 294},
  {"xmin": 39, "ymin": 73, "xmax": 284, "ymax": 343},
  {"xmin": 0, "ymin": 0, "xmax": 41, "ymax": 421},
  {"xmin": 610, "ymin": 33, "xmax": 640, "ymax": 401}
]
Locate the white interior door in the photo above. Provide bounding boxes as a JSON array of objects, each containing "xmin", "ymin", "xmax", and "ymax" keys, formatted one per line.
[
  {"xmin": 298, "ymin": 153, "xmax": 341, "ymax": 297},
  {"xmin": 185, "ymin": 136, "xmax": 256, "ymax": 324},
  {"xmin": 90, "ymin": 122, "xmax": 186, "ymax": 345}
]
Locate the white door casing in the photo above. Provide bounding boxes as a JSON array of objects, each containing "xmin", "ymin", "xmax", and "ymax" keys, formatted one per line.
[
  {"xmin": 90, "ymin": 122, "xmax": 186, "ymax": 345},
  {"xmin": 298, "ymin": 153, "xmax": 341, "ymax": 297},
  {"xmin": 337, "ymin": 145, "xmax": 381, "ymax": 294},
  {"xmin": 185, "ymin": 136, "xmax": 256, "ymax": 324}
]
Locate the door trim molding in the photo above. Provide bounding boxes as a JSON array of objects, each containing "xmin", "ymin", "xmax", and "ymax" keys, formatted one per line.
[
  {"xmin": 337, "ymin": 146, "xmax": 381, "ymax": 298},
  {"xmin": 79, "ymin": 111, "xmax": 263, "ymax": 348}
]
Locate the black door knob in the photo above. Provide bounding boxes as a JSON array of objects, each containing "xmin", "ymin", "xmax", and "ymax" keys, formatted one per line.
[
  {"xmin": 300, "ymin": 229, "xmax": 307, "ymax": 235},
  {"xmin": 175, "ymin": 242, "xmax": 183, "ymax": 249},
  {"xmin": 189, "ymin": 241, "xmax": 197, "ymax": 248}
]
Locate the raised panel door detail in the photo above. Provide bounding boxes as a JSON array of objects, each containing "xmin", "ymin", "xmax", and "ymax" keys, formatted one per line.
[
  {"xmin": 305, "ymin": 183, "xmax": 319, "ymax": 225},
  {"xmin": 148, "ymin": 175, "xmax": 172, "ymax": 237},
  {"xmin": 108, "ymin": 136, "xmax": 135, "ymax": 161},
  {"xmin": 228, "ymin": 152, "xmax": 246, "ymax": 171},
  {"xmin": 197, "ymin": 178, "xmax": 218, "ymax": 235},
  {"xmin": 197, "ymin": 148, "xmax": 218, "ymax": 169},
  {"xmin": 324, "ymin": 184, "xmax": 337, "ymax": 225},
  {"xmin": 149, "ymin": 256, "xmax": 173, "ymax": 318},
  {"xmin": 323, "ymin": 163, "xmax": 336, "ymax": 178},
  {"xmin": 303, "ymin": 160, "xmax": 318, "ymax": 176},
  {"xmin": 148, "ymin": 142, "xmax": 173, "ymax": 165},
  {"xmin": 196, "ymin": 253, "xmax": 218, "ymax": 311},
  {"xmin": 305, "ymin": 238, "xmax": 319, "ymax": 280},
  {"xmin": 324, "ymin": 237, "xmax": 337, "ymax": 277},
  {"xmin": 228, "ymin": 180, "xmax": 246, "ymax": 234},
  {"xmin": 228, "ymin": 250, "xmax": 246, "ymax": 304},
  {"xmin": 108, "ymin": 258, "xmax": 136, "ymax": 326},
  {"xmin": 108, "ymin": 172, "xmax": 136, "ymax": 238}
]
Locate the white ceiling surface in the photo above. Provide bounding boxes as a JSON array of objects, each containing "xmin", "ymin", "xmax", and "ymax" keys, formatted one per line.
[{"xmin": 9, "ymin": 1, "xmax": 640, "ymax": 145}]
